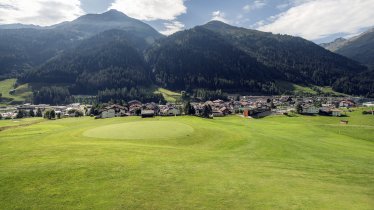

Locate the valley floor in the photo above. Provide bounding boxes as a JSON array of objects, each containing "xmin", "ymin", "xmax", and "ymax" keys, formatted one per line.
[{"xmin": 0, "ymin": 110, "xmax": 373, "ymax": 209}]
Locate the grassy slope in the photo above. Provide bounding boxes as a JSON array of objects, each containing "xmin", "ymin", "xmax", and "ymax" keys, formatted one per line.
[
  {"xmin": 0, "ymin": 79, "xmax": 32, "ymax": 106},
  {"xmin": 0, "ymin": 109, "xmax": 373, "ymax": 209},
  {"xmin": 154, "ymin": 88, "xmax": 181, "ymax": 103},
  {"xmin": 276, "ymin": 81, "xmax": 347, "ymax": 96}
]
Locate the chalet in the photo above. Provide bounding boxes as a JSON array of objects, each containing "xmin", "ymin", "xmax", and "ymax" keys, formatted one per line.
[
  {"xmin": 128, "ymin": 100, "xmax": 142, "ymax": 106},
  {"xmin": 0, "ymin": 112, "xmax": 17, "ymax": 119},
  {"xmin": 193, "ymin": 104, "xmax": 204, "ymax": 116},
  {"xmin": 99, "ymin": 109, "xmax": 115, "ymax": 119},
  {"xmin": 106, "ymin": 104, "xmax": 128, "ymax": 117},
  {"xmin": 212, "ymin": 109, "xmax": 224, "ymax": 117},
  {"xmin": 363, "ymin": 102, "xmax": 374, "ymax": 107},
  {"xmin": 143, "ymin": 103, "xmax": 159, "ymax": 114},
  {"xmin": 129, "ymin": 104, "xmax": 142, "ymax": 116},
  {"xmin": 331, "ymin": 109, "xmax": 342, "ymax": 117},
  {"xmin": 301, "ymin": 105, "xmax": 319, "ymax": 115},
  {"xmin": 220, "ymin": 107, "xmax": 230, "ymax": 115},
  {"xmin": 339, "ymin": 100, "xmax": 355, "ymax": 108},
  {"xmin": 280, "ymin": 96, "xmax": 293, "ymax": 103},
  {"xmin": 97, "ymin": 104, "xmax": 128, "ymax": 119},
  {"xmin": 167, "ymin": 107, "xmax": 180, "ymax": 116},
  {"xmin": 213, "ymin": 99, "xmax": 225, "ymax": 104},
  {"xmin": 160, "ymin": 106, "xmax": 180, "ymax": 116}
]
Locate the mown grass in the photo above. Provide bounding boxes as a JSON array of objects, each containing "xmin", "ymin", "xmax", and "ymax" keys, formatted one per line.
[
  {"xmin": 0, "ymin": 109, "xmax": 373, "ymax": 209},
  {"xmin": 0, "ymin": 117, "xmax": 44, "ymax": 128},
  {"xmin": 0, "ymin": 78, "xmax": 32, "ymax": 105},
  {"xmin": 154, "ymin": 88, "xmax": 181, "ymax": 103}
]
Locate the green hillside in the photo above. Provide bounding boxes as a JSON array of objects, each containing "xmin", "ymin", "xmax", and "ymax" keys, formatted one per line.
[
  {"xmin": 0, "ymin": 78, "xmax": 32, "ymax": 106},
  {"xmin": 276, "ymin": 81, "xmax": 348, "ymax": 96},
  {"xmin": 154, "ymin": 88, "xmax": 181, "ymax": 103}
]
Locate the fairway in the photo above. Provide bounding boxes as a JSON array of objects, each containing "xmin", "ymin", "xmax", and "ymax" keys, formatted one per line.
[
  {"xmin": 0, "ymin": 109, "xmax": 373, "ymax": 209},
  {"xmin": 83, "ymin": 121, "xmax": 194, "ymax": 140}
]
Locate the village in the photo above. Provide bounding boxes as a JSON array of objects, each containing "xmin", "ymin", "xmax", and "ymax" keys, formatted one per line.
[{"xmin": 1, "ymin": 96, "xmax": 373, "ymax": 120}]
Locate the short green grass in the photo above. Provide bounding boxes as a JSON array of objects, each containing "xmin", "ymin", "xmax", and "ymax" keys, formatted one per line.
[
  {"xmin": 0, "ymin": 78, "xmax": 32, "ymax": 105},
  {"xmin": 154, "ymin": 88, "xmax": 181, "ymax": 103},
  {"xmin": 0, "ymin": 117, "xmax": 43, "ymax": 128},
  {"xmin": 0, "ymin": 109, "xmax": 373, "ymax": 209},
  {"xmin": 84, "ymin": 121, "xmax": 194, "ymax": 140}
]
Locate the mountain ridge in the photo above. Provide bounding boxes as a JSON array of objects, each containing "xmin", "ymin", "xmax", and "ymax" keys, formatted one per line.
[
  {"xmin": 0, "ymin": 12, "xmax": 373, "ymax": 100},
  {"xmin": 321, "ymin": 27, "xmax": 374, "ymax": 69}
]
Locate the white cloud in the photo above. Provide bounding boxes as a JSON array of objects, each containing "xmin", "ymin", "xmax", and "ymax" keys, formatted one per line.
[
  {"xmin": 109, "ymin": 0, "xmax": 187, "ymax": 21},
  {"xmin": 243, "ymin": 0, "xmax": 267, "ymax": 12},
  {"xmin": 160, "ymin": 21, "xmax": 185, "ymax": 35},
  {"xmin": 258, "ymin": 0, "xmax": 374, "ymax": 40},
  {"xmin": 0, "ymin": 0, "xmax": 84, "ymax": 26},
  {"xmin": 211, "ymin": 10, "xmax": 229, "ymax": 23}
]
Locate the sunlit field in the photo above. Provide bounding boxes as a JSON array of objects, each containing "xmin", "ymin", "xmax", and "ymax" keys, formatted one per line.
[{"xmin": 0, "ymin": 109, "xmax": 373, "ymax": 209}]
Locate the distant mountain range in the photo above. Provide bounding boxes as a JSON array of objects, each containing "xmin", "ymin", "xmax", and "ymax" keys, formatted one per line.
[
  {"xmin": 321, "ymin": 28, "xmax": 374, "ymax": 69},
  {"xmin": 0, "ymin": 23, "xmax": 43, "ymax": 30},
  {"xmin": 0, "ymin": 10, "xmax": 373, "ymax": 102}
]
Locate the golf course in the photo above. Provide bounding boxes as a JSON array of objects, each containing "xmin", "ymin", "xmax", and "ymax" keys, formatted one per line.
[{"xmin": 0, "ymin": 109, "xmax": 373, "ymax": 209}]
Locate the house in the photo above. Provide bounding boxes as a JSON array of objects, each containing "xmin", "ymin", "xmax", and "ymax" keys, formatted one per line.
[
  {"xmin": 141, "ymin": 110, "xmax": 155, "ymax": 118},
  {"xmin": 96, "ymin": 104, "xmax": 128, "ymax": 119},
  {"xmin": 0, "ymin": 112, "xmax": 17, "ymax": 119},
  {"xmin": 129, "ymin": 104, "xmax": 142, "ymax": 116},
  {"xmin": 128, "ymin": 100, "xmax": 142, "ymax": 106},
  {"xmin": 193, "ymin": 104, "xmax": 204, "ymax": 116},
  {"xmin": 301, "ymin": 105, "xmax": 319, "ymax": 114},
  {"xmin": 331, "ymin": 109, "xmax": 342, "ymax": 117},
  {"xmin": 213, "ymin": 99, "xmax": 224, "ymax": 105},
  {"xmin": 143, "ymin": 103, "xmax": 159, "ymax": 115},
  {"xmin": 161, "ymin": 107, "xmax": 180, "ymax": 116},
  {"xmin": 219, "ymin": 107, "xmax": 230, "ymax": 115},
  {"xmin": 99, "ymin": 109, "xmax": 115, "ymax": 119},
  {"xmin": 106, "ymin": 105, "xmax": 128, "ymax": 117},
  {"xmin": 212, "ymin": 109, "xmax": 224, "ymax": 117},
  {"xmin": 363, "ymin": 102, "xmax": 374, "ymax": 107},
  {"xmin": 339, "ymin": 100, "xmax": 355, "ymax": 108}
]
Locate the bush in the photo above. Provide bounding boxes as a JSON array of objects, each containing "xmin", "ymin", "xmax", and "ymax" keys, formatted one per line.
[
  {"xmin": 16, "ymin": 110, "xmax": 27, "ymax": 119},
  {"xmin": 44, "ymin": 109, "xmax": 56, "ymax": 120},
  {"xmin": 29, "ymin": 110, "xmax": 35, "ymax": 117},
  {"xmin": 68, "ymin": 109, "xmax": 84, "ymax": 117},
  {"xmin": 362, "ymin": 110, "xmax": 374, "ymax": 115}
]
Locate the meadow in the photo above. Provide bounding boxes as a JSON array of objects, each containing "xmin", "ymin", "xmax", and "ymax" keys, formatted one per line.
[
  {"xmin": 0, "ymin": 109, "xmax": 373, "ymax": 209},
  {"xmin": 0, "ymin": 78, "xmax": 32, "ymax": 106}
]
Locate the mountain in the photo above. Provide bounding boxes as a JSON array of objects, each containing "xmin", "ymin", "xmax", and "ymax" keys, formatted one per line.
[
  {"xmin": 52, "ymin": 10, "xmax": 163, "ymax": 44},
  {"xmin": 0, "ymin": 24, "xmax": 43, "ymax": 30},
  {"xmin": 0, "ymin": 10, "xmax": 163, "ymax": 80},
  {"xmin": 1, "ymin": 15, "xmax": 373, "ymax": 101},
  {"xmin": 320, "ymin": 38, "xmax": 347, "ymax": 52},
  {"xmin": 20, "ymin": 30, "xmax": 152, "ymax": 94},
  {"xmin": 146, "ymin": 21, "xmax": 367, "ymax": 94},
  {"xmin": 146, "ymin": 26, "xmax": 280, "ymax": 93},
  {"xmin": 321, "ymin": 28, "xmax": 374, "ymax": 69},
  {"xmin": 0, "ymin": 28, "xmax": 81, "ymax": 79}
]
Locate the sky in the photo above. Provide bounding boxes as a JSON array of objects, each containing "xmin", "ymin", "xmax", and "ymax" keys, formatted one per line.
[{"xmin": 0, "ymin": 0, "xmax": 373, "ymax": 43}]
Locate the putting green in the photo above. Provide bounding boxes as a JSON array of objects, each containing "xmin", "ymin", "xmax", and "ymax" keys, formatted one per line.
[{"xmin": 83, "ymin": 121, "xmax": 194, "ymax": 140}]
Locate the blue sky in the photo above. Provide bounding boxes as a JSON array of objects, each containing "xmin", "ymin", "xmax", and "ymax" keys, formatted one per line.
[{"xmin": 1, "ymin": 0, "xmax": 374, "ymax": 43}]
